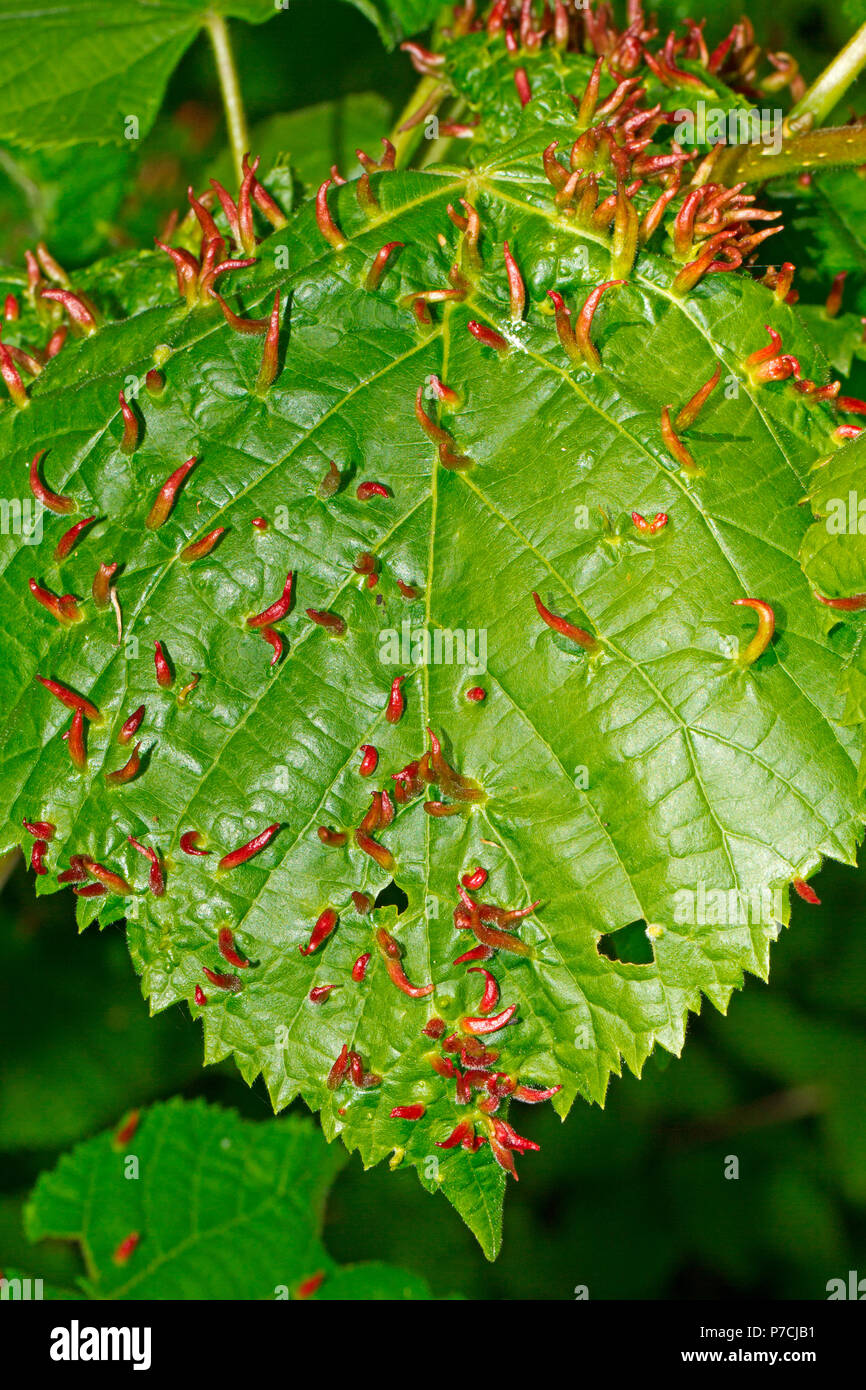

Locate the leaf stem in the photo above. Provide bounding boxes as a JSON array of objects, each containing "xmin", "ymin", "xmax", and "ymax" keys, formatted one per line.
[
  {"xmin": 716, "ymin": 125, "xmax": 866, "ymax": 183},
  {"xmin": 205, "ymin": 12, "xmax": 249, "ymax": 185},
  {"xmin": 788, "ymin": 20, "xmax": 866, "ymax": 129}
]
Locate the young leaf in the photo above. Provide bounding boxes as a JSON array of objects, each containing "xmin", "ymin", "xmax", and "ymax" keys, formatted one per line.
[{"xmin": 22, "ymin": 1098, "xmax": 435, "ymax": 1299}]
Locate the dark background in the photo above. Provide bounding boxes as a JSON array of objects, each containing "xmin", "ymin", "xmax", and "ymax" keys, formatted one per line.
[{"xmin": 1, "ymin": 0, "xmax": 864, "ymax": 1300}]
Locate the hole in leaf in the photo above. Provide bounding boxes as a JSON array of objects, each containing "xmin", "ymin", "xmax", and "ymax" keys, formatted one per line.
[
  {"xmin": 374, "ymin": 880, "xmax": 408, "ymax": 915},
  {"xmin": 597, "ymin": 919, "xmax": 654, "ymax": 965}
]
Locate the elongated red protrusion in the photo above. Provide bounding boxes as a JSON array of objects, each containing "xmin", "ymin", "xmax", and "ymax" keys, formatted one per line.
[
  {"xmin": 73, "ymin": 882, "xmax": 106, "ymax": 898},
  {"xmin": 468, "ymin": 966, "xmax": 500, "ymax": 1013},
  {"xmin": 177, "ymin": 673, "xmax": 201, "ymax": 704},
  {"xmin": 352, "ymin": 952, "xmax": 371, "ymax": 982},
  {"xmin": 194, "ymin": 984, "xmax": 207, "ymax": 1006},
  {"xmin": 44, "ymin": 326, "xmax": 68, "ymax": 359},
  {"xmin": 733, "ymin": 598, "xmax": 775, "ymax": 666},
  {"xmin": 391, "ymin": 1104, "xmax": 425, "ymax": 1120},
  {"xmin": 299, "ymin": 908, "xmax": 338, "ymax": 956},
  {"xmin": 468, "ymin": 320, "xmax": 509, "ymax": 352},
  {"xmin": 825, "ymin": 271, "xmax": 846, "ymax": 318},
  {"xmin": 118, "ymin": 391, "xmax": 139, "ymax": 454},
  {"xmin": 113, "ymin": 1109, "xmax": 140, "ymax": 1149},
  {"xmin": 106, "ymin": 743, "xmax": 141, "ymax": 784},
  {"xmin": 328, "ymin": 1043, "xmax": 350, "ymax": 1090},
  {"xmin": 54, "ymin": 515, "xmax": 96, "ymax": 561},
  {"xmin": 202, "ymin": 966, "xmax": 242, "ymax": 992},
  {"xmin": 1, "ymin": 341, "xmax": 29, "ymax": 405},
  {"xmin": 256, "ymin": 290, "xmax": 281, "ymax": 394},
  {"xmin": 219, "ymin": 823, "xmax": 280, "ymax": 871},
  {"xmin": 366, "ymin": 241, "xmax": 404, "ymax": 291},
  {"xmin": 82, "ymin": 858, "xmax": 132, "ymax": 895},
  {"xmin": 181, "ymin": 527, "xmax": 225, "ymax": 562},
  {"xmin": 513, "ymin": 1083, "xmax": 562, "ymax": 1103},
  {"xmin": 41, "ymin": 288, "xmax": 97, "ymax": 334},
  {"xmin": 92, "ymin": 561, "xmax": 117, "ymax": 608},
  {"xmin": 118, "ymin": 706, "xmax": 145, "ymax": 745},
  {"xmin": 462, "ymin": 1003, "xmax": 517, "ymax": 1035},
  {"xmin": 316, "ymin": 179, "xmax": 347, "ymax": 251},
  {"xmin": 306, "ymin": 608, "xmax": 346, "ymax": 635},
  {"xmin": 146, "ymin": 456, "xmax": 197, "ymax": 529},
  {"xmin": 317, "ymin": 826, "xmax": 347, "ymax": 847},
  {"xmin": 675, "ymin": 363, "xmax": 721, "ymax": 431},
  {"xmin": 386, "ymin": 675, "xmax": 405, "ymax": 723},
  {"xmin": 351, "ymin": 891, "xmax": 373, "ymax": 915},
  {"xmin": 247, "ymin": 570, "xmax": 293, "ymax": 628},
  {"xmin": 793, "ymin": 877, "xmax": 821, "ymax": 905},
  {"xmin": 128, "ymin": 836, "xmax": 165, "ymax": 896},
  {"xmin": 455, "ymin": 945, "xmax": 494, "ymax": 967},
  {"xmin": 375, "ymin": 927, "xmax": 433, "ymax": 998},
  {"xmin": 436, "ymin": 1120, "xmax": 474, "ymax": 1149},
  {"xmin": 29, "ymin": 579, "xmax": 82, "ymax": 624},
  {"xmin": 514, "ymin": 67, "xmax": 532, "ymax": 106},
  {"xmin": 58, "ymin": 855, "xmax": 88, "ymax": 883},
  {"xmin": 473, "ymin": 920, "xmax": 532, "ymax": 956},
  {"xmin": 112, "ymin": 1233, "xmax": 140, "ymax": 1266},
  {"xmin": 574, "ymin": 280, "xmax": 625, "ymax": 370},
  {"xmin": 532, "ymin": 591, "xmax": 599, "ymax": 653},
  {"xmin": 23, "ymin": 818, "xmax": 55, "ymax": 841},
  {"xmin": 210, "ymin": 288, "xmax": 269, "ymax": 335},
  {"xmin": 355, "ymin": 829, "xmax": 395, "ymax": 871},
  {"xmin": 357, "ymin": 480, "xmax": 390, "ymax": 500},
  {"xmin": 632, "ymin": 511, "xmax": 668, "ymax": 535},
  {"xmin": 36, "ymin": 675, "xmax": 101, "ymax": 722},
  {"xmin": 153, "ymin": 641, "xmax": 173, "ymax": 688},
  {"xmin": 180, "ymin": 830, "xmax": 211, "ymax": 857},
  {"xmin": 4, "ymin": 293, "xmax": 18, "ymax": 320},
  {"xmin": 242, "ymin": 153, "xmax": 288, "ymax": 229},
  {"xmin": 31, "ymin": 839, "xmax": 48, "ymax": 874},
  {"xmin": 661, "ymin": 406, "xmax": 697, "ymax": 473},
  {"xmin": 218, "ymin": 926, "xmax": 249, "ymax": 968},
  {"xmin": 503, "ymin": 241, "xmax": 525, "ymax": 320},
  {"xmin": 29, "ymin": 450, "xmax": 74, "ymax": 513},
  {"xmin": 358, "ymin": 744, "xmax": 378, "ymax": 777},
  {"xmin": 306, "ymin": 985, "xmax": 333, "ymax": 1005},
  {"xmin": 462, "ymin": 866, "xmax": 488, "ymax": 890},
  {"xmin": 814, "ymin": 590, "xmax": 866, "ymax": 610}
]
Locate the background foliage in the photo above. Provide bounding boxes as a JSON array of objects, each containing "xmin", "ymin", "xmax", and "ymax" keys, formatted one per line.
[{"xmin": 0, "ymin": 0, "xmax": 864, "ymax": 1299}]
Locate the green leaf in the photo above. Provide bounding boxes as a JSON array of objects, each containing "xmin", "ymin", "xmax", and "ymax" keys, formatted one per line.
[
  {"xmin": 1, "ymin": 25, "xmax": 864, "ymax": 1256},
  {"xmin": 800, "ymin": 433, "xmax": 866, "ymax": 606},
  {"xmin": 0, "ymin": 0, "xmax": 278, "ymax": 152},
  {"xmin": 21, "ymin": 1098, "xmax": 435, "ymax": 1298},
  {"xmin": 341, "ymin": 0, "xmax": 445, "ymax": 47}
]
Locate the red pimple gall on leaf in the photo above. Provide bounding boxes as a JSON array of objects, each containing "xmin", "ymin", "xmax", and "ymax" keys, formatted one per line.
[
  {"xmin": 375, "ymin": 927, "xmax": 434, "ymax": 998},
  {"xmin": 661, "ymin": 406, "xmax": 698, "ymax": 474},
  {"xmin": 181, "ymin": 527, "xmax": 225, "ymax": 562},
  {"xmin": 106, "ymin": 743, "xmax": 142, "ymax": 785},
  {"xmin": 532, "ymin": 591, "xmax": 600, "ymax": 654},
  {"xmin": 153, "ymin": 641, "xmax": 173, "ymax": 689},
  {"xmin": 36, "ymin": 675, "xmax": 101, "ymax": 723},
  {"xmin": 82, "ymin": 858, "xmax": 132, "ymax": 896},
  {"xmin": 255, "ymin": 291, "xmax": 281, "ymax": 395},
  {"xmin": 180, "ymin": 830, "xmax": 211, "ymax": 857},
  {"xmin": 514, "ymin": 66, "xmax": 532, "ymax": 106},
  {"xmin": 733, "ymin": 598, "xmax": 775, "ymax": 667},
  {"xmin": 358, "ymin": 745, "xmax": 378, "ymax": 777},
  {"xmin": 29, "ymin": 579, "xmax": 82, "ymax": 625},
  {"xmin": 315, "ymin": 179, "xmax": 347, "ymax": 252},
  {"xmin": 28, "ymin": 450, "xmax": 73, "ymax": 514},
  {"xmin": 317, "ymin": 826, "xmax": 347, "ymax": 848},
  {"xmin": 146, "ymin": 456, "xmax": 197, "ymax": 530},
  {"xmin": 218, "ymin": 823, "xmax": 281, "ymax": 872},
  {"xmin": 247, "ymin": 570, "xmax": 293, "ymax": 629},
  {"xmin": 128, "ymin": 837, "xmax": 165, "ymax": 896},
  {"xmin": 366, "ymin": 241, "xmax": 404, "ymax": 292},
  {"xmin": 575, "ymin": 280, "xmax": 625, "ymax": 370},
  {"xmin": 41, "ymin": 288, "xmax": 97, "ymax": 335},
  {"xmin": 0, "ymin": 343, "xmax": 28, "ymax": 408},
  {"xmin": 675, "ymin": 364, "xmax": 721, "ymax": 432},
  {"xmin": 825, "ymin": 272, "xmax": 846, "ymax": 318},
  {"xmin": 202, "ymin": 967, "xmax": 242, "ymax": 993},
  {"xmin": 92, "ymin": 561, "xmax": 118, "ymax": 609},
  {"xmin": 54, "ymin": 515, "xmax": 97, "ymax": 561},
  {"xmin": 385, "ymin": 674, "xmax": 406, "ymax": 723},
  {"xmin": 299, "ymin": 908, "xmax": 338, "ymax": 957},
  {"xmin": 352, "ymin": 952, "xmax": 371, "ymax": 982},
  {"xmin": 118, "ymin": 391, "xmax": 139, "ymax": 454},
  {"xmin": 793, "ymin": 878, "xmax": 821, "ymax": 905},
  {"xmin": 218, "ymin": 927, "xmax": 249, "ymax": 969}
]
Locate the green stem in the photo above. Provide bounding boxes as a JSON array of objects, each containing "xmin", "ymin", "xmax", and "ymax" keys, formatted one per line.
[
  {"xmin": 788, "ymin": 20, "xmax": 866, "ymax": 128},
  {"xmin": 716, "ymin": 125, "xmax": 866, "ymax": 183},
  {"xmin": 205, "ymin": 12, "xmax": 249, "ymax": 185}
]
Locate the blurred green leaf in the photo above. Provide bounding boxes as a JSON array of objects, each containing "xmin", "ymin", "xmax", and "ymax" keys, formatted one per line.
[{"xmin": 22, "ymin": 1098, "xmax": 436, "ymax": 1298}]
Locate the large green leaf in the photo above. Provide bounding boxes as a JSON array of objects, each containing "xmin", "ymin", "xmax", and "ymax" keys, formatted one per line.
[
  {"xmin": 344, "ymin": 0, "xmax": 444, "ymax": 47},
  {"xmin": 1, "ymin": 17, "xmax": 864, "ymax": 1258},
  {"xmin": 0, "ymin": 0, "xmax": 279, "ymax": 152},
  {"xmin": 20, "ymin": 1098, "xmax": 434, "ymax": 1298}
]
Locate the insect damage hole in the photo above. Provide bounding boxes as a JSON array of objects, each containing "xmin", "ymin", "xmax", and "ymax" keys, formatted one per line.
[
  {"xmin": 597, "ymin": 920, "xmax": 654, "ymax": 965},
  {"xmin": 374, "ymin": 880, "xmax": 409, "ymax": 915}
]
